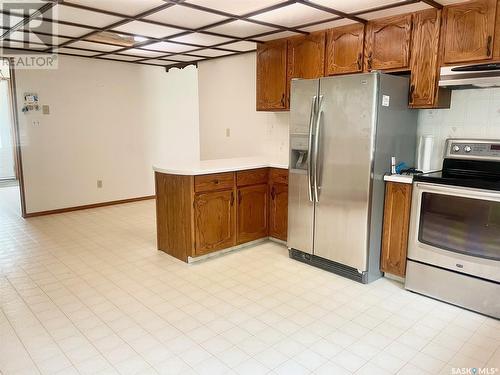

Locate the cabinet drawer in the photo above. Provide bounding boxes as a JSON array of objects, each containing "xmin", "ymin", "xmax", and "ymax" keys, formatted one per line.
[
  {"xmin": 194, "ymin": 172, "xmax": 234, "ymax": 193},
  {"xmin": 237, "ymin": 168, "xmax": 269, "ymax": 187},
  {"xmin": 269, "ymin": 168, "xmax": 288, "ymax": 185}
]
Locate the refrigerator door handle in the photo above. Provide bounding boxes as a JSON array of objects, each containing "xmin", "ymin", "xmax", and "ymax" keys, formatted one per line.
[
  {"xmin": 313, "ymin": 95, "xmax": 324, "ymax": 203},
  {"xmin": 307, "ymin": 95, "xmax": 317, "ymax": 202}
]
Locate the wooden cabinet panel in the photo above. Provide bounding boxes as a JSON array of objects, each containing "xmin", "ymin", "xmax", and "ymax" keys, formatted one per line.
[
  {"xmin": 194, "ymin": 172, "xmax": 234, "ymax": 193},
  {"xmin": 194, "ymin": 190, "xmax": 235, "ymax": 255},
  {"xmin": 269, "ymin": 182, "xmax": 288, "ymax": 241},
  {"xmin": 237, "ymin": 184, "xmax": 268, "ymax": 244},
  {"xmin": 237, "ymin": 168, "xmax": 269, "ymax": 187},
  {"xmin": 287, "ymin": 32, "xmax": 326, "ymax": 83},
  {"xmin": 442, "ymin": 0, "xmax": 497, "ymax": 64},
  {"xmin": 326, "ymin": 24, "xmax": 364, "ymax": 75},
  {"xmin": 269, "ymin": 168, "xmax": 288, "ymax": 185},
  {"xmin": 365, "ymin": 14, "xmax": 413, "ymax": 71},
  {"xmin": 410, "ymin": 9, "xmax": 451, "ymax": 109},
  {"xmin": 256, "ymin": 39, "xmax": 288, "ymax": 111},
  {"xmin": 381, "ymin": 182, "xmax": 412, "ymax": 277}
]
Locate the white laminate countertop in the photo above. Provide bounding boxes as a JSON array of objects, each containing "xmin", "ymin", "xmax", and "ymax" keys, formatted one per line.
[
  {"xmin": 383, "ymin": 174, "xmax": 414, "ymax": 184},
  {"xmin": 153, "ymin": 157, "xmax": 289, "ymax": 176}
]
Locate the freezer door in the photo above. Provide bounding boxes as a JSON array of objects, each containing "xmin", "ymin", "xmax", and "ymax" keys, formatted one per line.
[
  {"xmin": 313, "ymin": 74, "xmax": 378, "ymax": 271},
  {"xmin": 287, "ymin": 78, "xmax": 319, "ymax": 254}
]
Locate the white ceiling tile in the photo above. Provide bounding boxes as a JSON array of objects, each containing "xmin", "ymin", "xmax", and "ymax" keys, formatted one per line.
[
  {"xmin": 70, "ymin": 40, "xmax": 123, "ymax": 52},
  {"xmin": 362, "ymin": 2, "xmax": 430, "ymax": 20},
  {"xmin": 205, "ymin": 20, "xmax": 275, "ymax": 38},
  {"xmin": 55, "ymin": 47, "xmax": 100, "ymax": 56},
  {"xmin": 24, "ymin": 22, "xmax": 94, "ymax": 38},
  {"xmin": 193, "ymin": 48, "xmax": 234, "ymax": 57},
  {"xmin": 186, "ymin": 0, "xmax": 289, "ymax": 16},
  {"xmin": 144, "ymin": 6, "xmax": 229, "ymax": 29},
  {"xmin": 0, "ymin": 15, "xmax": 24, "ymax": 28},
  {"xmin": 164, "ymin": 54, "xmax": 201, "ymax": 62},
  {"xmin": 1, "ymin": 41, "xmax": 46, "ymax": 50},
  {"xmin": 67, "ymin": 0, "xmax": 166, "ymax": 16},
  {"xmin": 253, "ymin": 31, "xmax": 299, "ymax": 41},
  {"xmin": 122, "ymin": 48, "xmax": 166, "ymax": 57},
  {"xmin": 250, "ymin": 3, "xmax": 334, "ymax": 27},
  {"xmin": 100, "ymin": 54, "xmax": 142, "ymax": 61},
  {"xmin": 299, "ymin": 18, "xmax": 355, "ymax": 32},
  {"xmin": 8, "ymin": 31, "xmax": 70, "ymax": 47},
  {"xmin": 143, "ymin": 59, "xmax": 177, "ymax": 66},
  {"xmin": 308, "ymin": 0, "xmax": 407, "ymax": 13},
  {"xmin": 143, "ymin": 41, "xmax": 195, "ymax": 53},
  {"xmin": 169, "ymin": 33, "xmax": 233, "ymax": 46},
  {"xmin": 221, "ymin": 41, "xmax": 257, "ymax": 51},
  {"xmin": 113, "ymin": 21, "xmax": 183, "ymax": 39},
  {"xmin": 53, "ymin": 4, "xmax": 121, "ymax": 28}
]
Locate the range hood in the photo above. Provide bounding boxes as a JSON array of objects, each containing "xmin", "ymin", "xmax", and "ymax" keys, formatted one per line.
[{"xmin": 439, "ymin": 63, "xmax": 500, "ymax": 88}]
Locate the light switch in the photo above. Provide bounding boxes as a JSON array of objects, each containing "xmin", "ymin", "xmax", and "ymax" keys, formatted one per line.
[
  {"xmin": 42, "ymin": 105, "xmax": 50, "ymax": 115},
  {"xmin": 225, "ymin": 128, "xmax": 230, "ymax": 137}
]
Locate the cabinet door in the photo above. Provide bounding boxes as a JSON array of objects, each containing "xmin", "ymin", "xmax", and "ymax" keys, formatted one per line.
[
  {"xmin": 365, "ymin": 14, "xmax": 413, "ymax": 71},
  {"xmin": 442, "ymin": 0, "xmax": 497, "ymax": 64},
  {"xmin": 256, "ymin": 39, "xmax": 288, "ymax": 111},
  {"xmin": 269, "ymin": 183, "xmax": 288, "ymax": 241},
  {"xmin": 287, "ymin": 32, "xmax": 326, "ymax": 82},
  {"xmin": 326, "ymin": 24, "xmax": 364, "ymax": 75},
  {"xmin": 410, "ymin": 9, "xmax": 451, "ymax": 109},
  {"xmin": 194, "ymin": 190, "xmax": 235, "ymax": 255},
  {"xmin": 381, "ymin": 182, "xmax": 412, "ymax": 277},
  {"xmin": 237, "ymin": 184, "xmax": 268, "ymax": 244}
]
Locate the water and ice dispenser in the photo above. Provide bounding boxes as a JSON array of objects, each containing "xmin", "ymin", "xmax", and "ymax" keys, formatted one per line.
[{"xmin": 290, "ymin": 135, "xmax": 309, "ymax": 171}]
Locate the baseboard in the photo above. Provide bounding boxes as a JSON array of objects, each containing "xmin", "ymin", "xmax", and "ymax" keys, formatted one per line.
[{"xmin": 24, "ymin": 195, "xmax": 156, "ymax": 218}]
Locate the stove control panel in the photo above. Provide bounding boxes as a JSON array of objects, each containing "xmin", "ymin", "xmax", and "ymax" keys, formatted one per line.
[{"xmin": 446, "ymin": 139, "xmax": 500, "ymax": 160}]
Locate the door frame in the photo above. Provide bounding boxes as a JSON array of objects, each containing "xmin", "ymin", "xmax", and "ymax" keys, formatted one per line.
[{"xmin": 3, "ymin": 57, "xmax": 27, "ymax": 217}]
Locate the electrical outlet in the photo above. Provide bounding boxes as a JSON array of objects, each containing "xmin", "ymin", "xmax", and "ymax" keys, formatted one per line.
[
  {"xmin": 32, "ymin": 120, "xmax": 40, "ymax": 126},
  {"xmin": 225, "ymin": 128, "xmax": 230, "ymax": 137},
  {"xmin": 97, "ymin": 180, "xmax": 103, "ymax": 188}
]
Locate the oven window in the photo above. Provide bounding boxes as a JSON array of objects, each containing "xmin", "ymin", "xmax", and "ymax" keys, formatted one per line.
[{"xmin": 419, "ymin": 193, "xmax": 500, "ymax": 261}]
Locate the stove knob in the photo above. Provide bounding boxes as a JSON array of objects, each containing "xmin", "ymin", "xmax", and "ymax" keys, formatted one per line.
[
  {"xmin": 464, "ymin": 145, "xmax": 472, "ymax": 153},
  {"xmin": 452, "ymin": 145, "xmax": 460, "ymax": 153}
]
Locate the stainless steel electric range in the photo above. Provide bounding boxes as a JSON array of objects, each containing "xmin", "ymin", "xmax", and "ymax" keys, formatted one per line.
[{"xmin": 405, "ymin": 139, "xmax": 500, "ymax": 318}]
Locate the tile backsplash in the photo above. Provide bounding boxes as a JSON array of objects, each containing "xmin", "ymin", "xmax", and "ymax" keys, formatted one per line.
[{"xmin": 417, "ymin": 87, "xmax": 500, "ymax": 170}]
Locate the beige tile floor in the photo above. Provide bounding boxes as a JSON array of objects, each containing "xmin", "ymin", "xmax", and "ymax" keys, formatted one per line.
[{"xmin": 0, "ymin": 186, "xmax": 499, "ymax": 375}]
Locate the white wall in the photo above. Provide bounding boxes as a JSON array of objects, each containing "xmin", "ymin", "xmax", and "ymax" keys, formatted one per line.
[
  {"xmin": 198, "ymin": 52, "xmax": 289, "ymax": 164},
  {"xmin": 417, "ymin": 88, "xmax": 500, "ymax": 169},
  {"xmin": 0, "ymin": 80, "xmax": 15, "ymax": 180},
  {"xmin": 16, "ymin": 55, "xmax": 199, "ymax": 214}
]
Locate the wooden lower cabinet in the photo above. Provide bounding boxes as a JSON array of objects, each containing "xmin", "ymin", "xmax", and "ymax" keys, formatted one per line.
[
  {"xmin": 156, "ymin": 168, "xmax": 289, "ymax": 262},
  {"xmin": 194, "ymin": 190, "xmax": 235, "ymax": 256},
  {"xmin": 237, "ymin": 184, "xmax": 269, "ymax": 244},
  {"xmin": 380, "ymin": 182, "xmax": 413, "ymax": 277},
  {"xmin": 269, "ymin": 182, "xmax": 288, "ymax": 241}
]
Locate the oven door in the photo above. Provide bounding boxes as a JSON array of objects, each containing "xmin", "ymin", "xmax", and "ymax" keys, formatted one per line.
[{"xmin": 408, "ymin": 182, "xmax": 500, "ymax": 282}]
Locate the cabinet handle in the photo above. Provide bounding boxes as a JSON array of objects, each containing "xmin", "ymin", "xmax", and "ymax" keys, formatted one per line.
[
  {"xmin": 230, "ymin": 191, "xmax": 234, "ymax": 206},
  {"xmin": 280, "ymin": 93, "xmax": 285, "ymax": 107},
  {"xmin": 271, "ymin": 186, "xmax": 276, "ymax": 200},
  {"xmin": 238, "ymin": 190, "xmax": 242, "ymax": 204},
  {"xmin": 357, "ymin": 53, "xmax": 362, "ymax": 70},
  {"xmin": 409, "ymin": 84, "xmax": 415, "ymax": 102},
  {"xmin": 487, "ymin": 35, "xmax": 492, "ymax": 57},
  {"xmin": 367, "ymin": 52, "xmax": 373, "ymax": 71},
  {"xmin": 212, "ymin": 179, "xmax": 219, "ymax": 184}
]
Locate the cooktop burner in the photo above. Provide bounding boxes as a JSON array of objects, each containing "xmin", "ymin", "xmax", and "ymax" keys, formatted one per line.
[{"xmin": 414, "ymin": 139, "xmax": 500, "ymax": 191}]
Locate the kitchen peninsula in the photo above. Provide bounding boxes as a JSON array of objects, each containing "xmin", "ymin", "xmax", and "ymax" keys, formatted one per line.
[{"xmin": 154, "ymin": 158, "xmax": 289, "ymax": 262}]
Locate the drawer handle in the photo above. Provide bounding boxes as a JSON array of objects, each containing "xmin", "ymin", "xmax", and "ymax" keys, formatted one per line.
[
  {"xmin": 487, "ymin": 35, "xmax": 492, "ymax": 57},
  {"xmin": 212, "ymin": 179, "xmax": 219, "ymax": 184}
]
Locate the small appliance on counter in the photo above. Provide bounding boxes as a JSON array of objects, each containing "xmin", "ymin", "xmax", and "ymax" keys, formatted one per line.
[{"xmin": 406, "ymin": 139, "xmax": 500, "ymax": 318}]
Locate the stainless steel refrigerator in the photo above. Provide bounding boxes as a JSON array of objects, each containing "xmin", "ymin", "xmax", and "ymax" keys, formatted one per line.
[{"xmin": 288, "ymin": 72, "xmax": 417, "ymax": 283}]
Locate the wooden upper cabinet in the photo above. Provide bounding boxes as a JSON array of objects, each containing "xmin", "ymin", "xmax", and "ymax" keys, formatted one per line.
[
  {"xmin": 326, "ymin": 24, "xmax": 365, "ymax": 75},
  {"xmin": 365, "ymin": 14, "xmax": 413, "ymax": 71},
  {"xmin": 287, "ymin": 32, "xmax": 326, "ymax": 81},
  {"xmin": 410, "ymin": 9, "xmax": 451, "ymax": 109},
  {"xmin": 381, "ymin": 182, "xmax": 412, "ymax": 277},
  {"xmin": 237, "ymin": 184, "xmax": 268, "ymax": 244},
  {"xmin": 442, "ymin": 0, "xmax": 497, "ymax": 64},
  {"xmin": 256, "ymin": 39, "xmax": 288, "ymax": 111},
  {"xmin": 194, "ymin": 190, "xmax": 235, "ymax": 256}
]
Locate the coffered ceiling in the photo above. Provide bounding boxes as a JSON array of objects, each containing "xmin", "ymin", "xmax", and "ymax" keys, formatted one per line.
[{"xmin": 0, "ymin": 0, "xmax": 465, "ymax": 69}]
